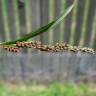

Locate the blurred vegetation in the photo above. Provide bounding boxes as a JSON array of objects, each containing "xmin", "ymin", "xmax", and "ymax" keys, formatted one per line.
[{"xmin": 0, "ymin": 82, "xmax": 96, "ymax": 96}]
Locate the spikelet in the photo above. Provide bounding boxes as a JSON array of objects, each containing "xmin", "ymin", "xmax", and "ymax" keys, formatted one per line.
[{"xmin": 1, "ymin": 45, "xmax": 21, "ymax": 52}]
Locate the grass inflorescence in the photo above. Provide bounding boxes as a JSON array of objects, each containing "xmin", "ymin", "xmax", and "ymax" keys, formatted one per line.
[{"xmin": 0, "ymin": 41, "xmax": 95, "ymax": 54}]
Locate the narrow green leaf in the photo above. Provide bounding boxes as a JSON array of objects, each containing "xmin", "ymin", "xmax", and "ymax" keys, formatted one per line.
[{"xmin": 1, "ymin": 0, "xmax": 76, "ymax": 45}]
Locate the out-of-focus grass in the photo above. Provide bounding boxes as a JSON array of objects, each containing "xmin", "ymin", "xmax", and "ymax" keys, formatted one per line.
[{"xmin": 0, "ymin": 82, "xmax": 96, "ymax": 96}]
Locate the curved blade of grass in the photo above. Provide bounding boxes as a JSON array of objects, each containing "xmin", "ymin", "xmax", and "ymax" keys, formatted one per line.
[{"xmin": 1, "ymin": 0, "xmax": 76, "ymax": 45}]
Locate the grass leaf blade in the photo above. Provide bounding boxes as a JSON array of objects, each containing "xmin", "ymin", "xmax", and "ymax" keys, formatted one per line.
[{"xmin": 1, "ymin": 0, "xmax": 76, "ymax": 45}]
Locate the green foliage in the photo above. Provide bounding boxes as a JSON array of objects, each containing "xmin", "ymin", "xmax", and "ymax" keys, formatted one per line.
[
  {"xmin": 1, "ymin": 0, "xmax": 76, "ymax": 45},
  {"xmin": 0, "ymin": 83, "xmax": 96, "ymax": 96}
]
